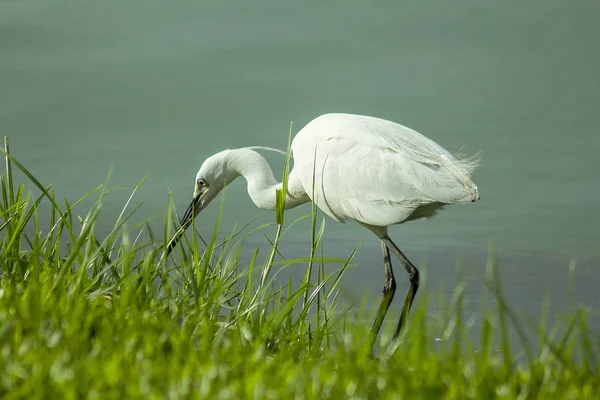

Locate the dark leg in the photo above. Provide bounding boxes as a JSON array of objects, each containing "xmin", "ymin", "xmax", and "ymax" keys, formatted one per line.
[
  {"xmin": 382, "ymin": 235, "xmax": 420, "ymax": 339},
  {"xmin": 369, "ymin": 241, "xmax": 396, "ymax": 347}
]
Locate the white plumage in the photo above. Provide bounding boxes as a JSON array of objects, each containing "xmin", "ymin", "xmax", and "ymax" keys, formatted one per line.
[
  {"xmin": 167, "ymin": 113, "xmax": 481, "ymax": 348},
  {"xmin": 289, "ymin": 113, "xmax": 479, "ymax": 231}
]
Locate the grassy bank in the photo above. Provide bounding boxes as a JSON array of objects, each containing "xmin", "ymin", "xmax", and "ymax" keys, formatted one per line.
[{"xmin": 1, "ymin": 139, "xmax": 599, "ymax": 399}]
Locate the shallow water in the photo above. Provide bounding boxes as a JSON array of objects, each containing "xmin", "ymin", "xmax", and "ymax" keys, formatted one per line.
[{"xmin": 2, "ymin": 0, "xmax": 599, "ymax": 328}]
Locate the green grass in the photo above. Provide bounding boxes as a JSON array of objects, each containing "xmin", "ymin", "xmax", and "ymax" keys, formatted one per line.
[{"xmin": 1, "ymin": 137, "xmax": 599, "ymax": 399}]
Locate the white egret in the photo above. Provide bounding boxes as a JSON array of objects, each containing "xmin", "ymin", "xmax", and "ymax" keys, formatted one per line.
[{"xmin": 165, "ymin": 113, "xmax": 480, "ymax": 344}]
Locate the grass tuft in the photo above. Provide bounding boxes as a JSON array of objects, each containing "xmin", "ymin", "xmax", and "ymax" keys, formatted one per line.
[{"xmin": 0, "ymin": 137, "xmax": 599, "ymax": 398}]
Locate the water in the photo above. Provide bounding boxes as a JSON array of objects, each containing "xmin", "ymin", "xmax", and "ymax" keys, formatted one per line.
[{"xmin": 2, "ymin": 0, "xmax": 599, "ymax": 330}]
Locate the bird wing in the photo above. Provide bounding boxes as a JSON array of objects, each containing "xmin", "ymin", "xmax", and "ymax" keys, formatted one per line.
[{"xmin": 291, "ymin": 114, "xmax": 479, "ymax": 226}]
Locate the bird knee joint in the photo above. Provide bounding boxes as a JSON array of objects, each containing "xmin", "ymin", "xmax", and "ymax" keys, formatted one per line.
[
  {"xmin": 383, "ymin": 280, "xmax": 396, "ymax": 293},
  {"xmin": 410, "ymin": 269, "xmax": 420, "ymax": 285}
]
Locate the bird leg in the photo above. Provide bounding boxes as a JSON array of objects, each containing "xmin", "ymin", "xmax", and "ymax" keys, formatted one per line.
[
  {"xmin": 369, "ymin": 241, "xmax": 396, "ymax": 347},
  {"xmin": 382, "ymin": 236, "xmax": 420, "ymax": 339}
]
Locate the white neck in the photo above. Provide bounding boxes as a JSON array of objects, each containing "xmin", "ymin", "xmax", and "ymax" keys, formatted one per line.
[{"xmin": 226, "ymin": 148, "xmax": 309, "ymax": 211}]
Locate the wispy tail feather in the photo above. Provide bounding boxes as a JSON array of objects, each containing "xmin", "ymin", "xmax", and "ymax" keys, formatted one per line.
[{"xmin": 451, "ymin": 149, "xmax": 482, "ymax": 178}]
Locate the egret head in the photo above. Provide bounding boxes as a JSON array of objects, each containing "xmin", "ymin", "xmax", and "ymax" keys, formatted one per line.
[
  {"xmin": 164, "ymin": 146, "xmax": 286, "ymax": 257},
  {"xmin": 179, "ymin": 150, "xmax": 240, "ymax": 230},
  {"xmin": 165, "ymin": 150, "xmax": 239, "ymax": 255}
]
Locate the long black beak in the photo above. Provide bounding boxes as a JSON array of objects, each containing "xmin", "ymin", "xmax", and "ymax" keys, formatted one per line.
[
  {"xmin": 179, "ymin": 191, "xmax": 203, "ymax": 231},
  {"xmin": 164, "ymin": 191, "xmax": 203, "ymax": 257}
]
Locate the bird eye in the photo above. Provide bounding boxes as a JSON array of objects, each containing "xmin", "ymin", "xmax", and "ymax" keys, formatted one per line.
[{"xmin": 197, "ymin": 178, "xmax": 207, "ymax": 187}]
